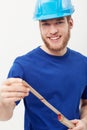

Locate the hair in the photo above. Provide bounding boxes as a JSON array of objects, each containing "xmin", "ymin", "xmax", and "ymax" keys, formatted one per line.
[
  {"xmin": 66, "ymin": 15, "xmax": 72, "ymax": 22},
  {"xmin": 39, "ymin": 15, "xmax": 72, "ymax": 22}
]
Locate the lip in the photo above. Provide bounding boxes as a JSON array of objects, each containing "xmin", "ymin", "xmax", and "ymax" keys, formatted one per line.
[
  {"xmin": 49, "ymin": 36, "xmax": 61, "ymax": 42},
  {"xmin": 50, "ymin": 36, "xmax": 60, "ymax": 40}
]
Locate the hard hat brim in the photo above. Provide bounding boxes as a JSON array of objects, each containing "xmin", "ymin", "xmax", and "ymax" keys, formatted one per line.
[{"xmin": 33, "ymin": 9, "xmax": 75, "ymax": 20}]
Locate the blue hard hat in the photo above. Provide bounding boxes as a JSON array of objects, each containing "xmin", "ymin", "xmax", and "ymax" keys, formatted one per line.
[{"xmin": 33, "ymin": 0, "xmax": 75, "ymax": 20}]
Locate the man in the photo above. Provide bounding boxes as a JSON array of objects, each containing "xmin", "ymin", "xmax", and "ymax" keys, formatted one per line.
[{"xmin": 0, "ymin": 0, "xmax": 87, "ymax": 130}]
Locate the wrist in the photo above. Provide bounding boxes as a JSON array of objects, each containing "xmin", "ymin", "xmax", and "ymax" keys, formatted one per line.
[{"xmin": 81, "ymin": 118, "xmax": 87, "ymax": 129}]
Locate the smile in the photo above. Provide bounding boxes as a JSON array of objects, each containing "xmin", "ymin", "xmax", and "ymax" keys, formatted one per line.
[{"xmin": 50, "ymin": 36, "xmax": 61, "ymax": 41}]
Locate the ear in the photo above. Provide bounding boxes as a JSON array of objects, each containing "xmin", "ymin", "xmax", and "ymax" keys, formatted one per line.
[{"xmin": 69, "ymin": 18, "xmax": 73, "ymax": 29}]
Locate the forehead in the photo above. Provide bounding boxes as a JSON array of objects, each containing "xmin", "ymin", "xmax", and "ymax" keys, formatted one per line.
[{"xmin": 40, "ymin": 17, "xmax": 66, "ymax": 23}]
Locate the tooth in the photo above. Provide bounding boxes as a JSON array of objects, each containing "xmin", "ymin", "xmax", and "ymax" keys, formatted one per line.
[{"xmin": 51, "ymin": 37, "xmax": 58, "ymax": 40}]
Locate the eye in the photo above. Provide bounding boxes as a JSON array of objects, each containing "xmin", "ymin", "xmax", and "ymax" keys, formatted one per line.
[
  {"xmin": 56, "ymin": 21, "xmax": 64, "ymax": 24},
  {"xmin": 42, "ymin": 23, "xmax": 50, "ymax": 26}
]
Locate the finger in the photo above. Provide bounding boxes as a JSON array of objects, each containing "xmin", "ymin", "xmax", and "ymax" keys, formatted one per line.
[
  {"xmin": 70, "ymin": 119, "xmax": 79, "ymax": 125},
  {"xmin": 1, "ymin": 91, "xmax": 29, "ymax": 98},
  {"xmin": 2, "ymin": 78, "xmax": 22, "ymax": 85},
  {"xmin": 2, "ymin": 83, "xmax": 30, "ymax": 93},
  {"xmin": 2, "ymin": 97, "xmax": 24, "ymax": 102}
]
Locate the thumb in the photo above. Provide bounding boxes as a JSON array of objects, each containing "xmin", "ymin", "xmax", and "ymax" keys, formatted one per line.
[{"xmin": 71, "ymin": 119, "xmax": 79, "ymax": 125}]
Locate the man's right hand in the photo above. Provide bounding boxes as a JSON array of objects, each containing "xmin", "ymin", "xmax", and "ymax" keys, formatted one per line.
[{"xmin": 0, "ymin": 78, "xmax": 30, "ymax": 103}]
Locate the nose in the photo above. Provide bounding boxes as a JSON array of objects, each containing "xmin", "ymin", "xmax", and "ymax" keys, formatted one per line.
[{"xmin": 50, "ymin": 25, "xmax": 58, "ymax": 35}]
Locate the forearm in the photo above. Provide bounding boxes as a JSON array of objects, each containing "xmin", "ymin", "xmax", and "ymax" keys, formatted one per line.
[
  {"xmin": 0, "ymin": 101, "xmax": 15, "ymax": 121},
  {"xmin": 80, "ymin": 99, "xmax": 87, "ymax": 127}
]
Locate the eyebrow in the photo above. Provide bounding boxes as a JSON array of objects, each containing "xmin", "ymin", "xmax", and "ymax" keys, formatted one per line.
[{"xmin": 40, "ymin": 17, "xmax": 65, "ymax": 22}]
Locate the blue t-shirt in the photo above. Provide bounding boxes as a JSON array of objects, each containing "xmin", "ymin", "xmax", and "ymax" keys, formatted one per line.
[{"xmin": 8, "ymin": 47, "xmax": 87, "ymax": 130}]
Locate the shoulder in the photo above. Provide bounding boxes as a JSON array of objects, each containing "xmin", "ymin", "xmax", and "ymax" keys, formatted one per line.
[
  {"xmin": 14, "ymin": 46, "xmax": 40, "ymax": 63},
  {"xmin": 69, "ymin": 48, "xmax": 87, "ymax": 61}
]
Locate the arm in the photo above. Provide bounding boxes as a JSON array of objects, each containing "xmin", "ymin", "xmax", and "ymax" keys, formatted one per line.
[
  {"xmin": 0, "ymin": 78, "xmax": 30, "ymax": 121},
  {"xmin": 0, "ymin": 100, "xmax": 16, "ymax": 121},
  {"xmin": 80, "ymin": 99, "xmax": 87, "ymax": 128}
]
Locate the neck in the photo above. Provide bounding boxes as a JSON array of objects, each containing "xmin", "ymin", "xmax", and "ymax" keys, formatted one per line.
[{"xmin": 40, "ymin": 45, "xmax": 67, "ymax": 56}]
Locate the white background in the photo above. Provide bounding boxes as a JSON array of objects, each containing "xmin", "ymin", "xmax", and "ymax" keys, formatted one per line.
[{"xmin": 0, "ymin": 0, "xmax": 87, "ymax": 129}]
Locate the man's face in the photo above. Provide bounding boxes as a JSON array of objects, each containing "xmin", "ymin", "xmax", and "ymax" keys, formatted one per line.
[{"xmin": 39, "ymin": 17, "xmax": 73, "ymax": 55}]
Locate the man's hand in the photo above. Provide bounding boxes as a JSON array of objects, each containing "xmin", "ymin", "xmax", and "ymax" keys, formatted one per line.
[
  {"xmin": 0, "ymin": 78, "xmax": 30, "ymax": 103},
  {"xmin": 68, "ymin": 119, "xmax": 87, "ymax": 130}
]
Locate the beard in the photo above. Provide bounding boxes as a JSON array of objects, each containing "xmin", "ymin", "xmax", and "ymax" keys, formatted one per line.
[{"xmin": 41, "ymin": 29, "xmax": 70, "ymax": 52}]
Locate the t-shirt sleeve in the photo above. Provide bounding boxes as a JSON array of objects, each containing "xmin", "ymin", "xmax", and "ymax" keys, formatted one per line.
[
  {"xmin": 81, "ymin": 86, "xmax": 87, "ymax": 99},
  {"xmin": 7, "ymin": 62, "xmax": 24, "ymax": 79}
]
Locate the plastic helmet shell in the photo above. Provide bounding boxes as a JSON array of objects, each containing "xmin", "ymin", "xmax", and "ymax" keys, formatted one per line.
[{"xmin": 33, "ymin": 0, "xmax": 75, "ymax": 20}]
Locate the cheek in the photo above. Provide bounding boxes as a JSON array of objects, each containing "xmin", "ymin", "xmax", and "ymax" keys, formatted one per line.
[
  {"xmin": 62, "ymin": 27, "xmax": 69, "ymax": 35},
  {"xmin": 41, "ymin": 29, "xmax": 48, "ymax": 36}
]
